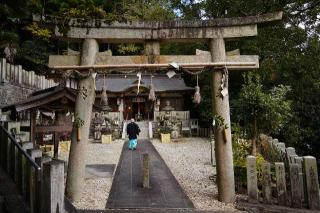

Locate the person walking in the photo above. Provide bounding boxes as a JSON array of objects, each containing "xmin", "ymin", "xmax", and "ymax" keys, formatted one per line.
[{"xmin": 126, "ymin": 118, "xmax": 140, "ymax": 150}]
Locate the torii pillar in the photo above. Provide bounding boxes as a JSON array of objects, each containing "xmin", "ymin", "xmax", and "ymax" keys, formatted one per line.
[
  {"xmin": 210, "ymin": 38, "xmax": 235, "ymax": 202},
  {"xmin": 65, "ymin": 39, "xmax": 98, "ymax": 201}
]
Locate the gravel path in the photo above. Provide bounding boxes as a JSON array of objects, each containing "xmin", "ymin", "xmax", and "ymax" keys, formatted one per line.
[
  {"xmin": 152, "ymin": 138, "xmax": 237, "ymax": 211},
  {"xmin": 60, "ymin": 139, "xmax": 125, "ymax": 210},
  {"xmin": 61, "ymin": 138, "xmax": 238, "ymax": 211}
]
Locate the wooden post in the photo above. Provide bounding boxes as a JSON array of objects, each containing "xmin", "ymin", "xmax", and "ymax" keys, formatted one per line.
[
  {"xmin": 210, "ymin": 38, "xmax": 235, "ymax": 203},
  {"xmin": 30, "ymin": 109, "xmax": 36, "ymax": 144},
  {"xmin": 42, "ymin": 160, "xmax": 65, "ymax": 213},
  {"xmin": 21, "ymin": 143, "xmax": 33, "ymax": 197},
  {"xmin": 27, "ymin": 149, "xmax": 42, "ymax": 213},
  {"xmin": 66, "ymin": 38, "xmax": 98, "ymax": 201},
  {"xmin": 275, "ymin": 162, "xmax": 287, "ymax": 206},
  {"xmin": 246, "ymin": 156, "xmax": 258, "ymax": 203},
  {"xmin": 143, "ymin": 153, "xmax": 150, "ymax": 188}
]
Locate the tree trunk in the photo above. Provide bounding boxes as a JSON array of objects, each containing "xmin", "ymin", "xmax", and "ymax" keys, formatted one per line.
[
  {"xmin": 251, "ymin": 116, "xmax": 257, "ymax": 156},
  {"xmin": 65, "ymin": 39, "xmax": 98, "ymax": 201},
  {"xmin": 210, "ymin": 38, "xmax": 235, "ymax": 203}
]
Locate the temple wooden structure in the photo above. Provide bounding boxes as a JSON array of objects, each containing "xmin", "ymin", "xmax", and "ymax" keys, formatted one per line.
[{"xmin": 1, "ymin": 86, "xmax": 76, "ymax": 157}]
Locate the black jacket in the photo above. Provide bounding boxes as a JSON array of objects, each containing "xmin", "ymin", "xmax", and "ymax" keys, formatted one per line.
[{"xmin": 126, "ymin": 122, "xmax": 140, "ymax": 140}]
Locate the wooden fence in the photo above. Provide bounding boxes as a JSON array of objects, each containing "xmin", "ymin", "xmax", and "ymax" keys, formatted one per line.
[
  {"xmin": 246, "ymin": 138, "xmax": 320, "ymax": 210},
  {"xmin": 198, "ymin": 127, "xmax": 212, "ymax": 138},
  {"xmin": 0, "ymin": 121, "xmax": 66, "ymax": 213}
]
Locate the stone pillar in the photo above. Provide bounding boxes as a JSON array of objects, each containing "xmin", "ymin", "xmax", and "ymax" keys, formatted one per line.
[
  {"xmin": 9, "ymin": 64, "xmax": 14, "ymax": 81},
  {"xmin": 275, "ymin": 162, "xmax": 287, "ymax": 206},
  {"xmin": 143, "ymin": 153, "xmax": 150, "ymax": 188},
  {"xmin": 303, "ymin": 156, "xmax": 320, "ymax": 209},
  {"xmin": 210, "ymin": 38, "xmax": 235, "ymax": 203},
  {"xmin": 42, "ymin": 160, "xmax": 65, "ymax": 213},
  {"xmin": 6, "ymin": 63, "xmax": 10, "ymax": 81},
  {"xmin": 14, "ymin": 65, "xmax": 19, "ymax": 83},
  {"xmin": 294, "ymin": 156, "xmax": 305, "ymax": 202},
  {"xmin": 118, "ymin": 98, "xmax": 124, "ymax": 122},
  {"xmin": 145, "ymin": 41, "xmax": 160, "ymax": 64},
  {"xmin": 29, "ymin": 72, "xmax": 32, "ymax": 87},
  {"xmin": 27, "ymin": 149, "xmax": 42, "ymax": 213},
  {"xmin": 290, "ymin": 164, "xmax": 303, "ymax": 208},
  {"xmin": 246, "ymin": 156, "xmax": 258, "ymax": 203},
  {"xmin": 0, "ymin": 58, "xmax": 6, "ymax": 83},
  {"xmin": 66, "ymin": 39, "xmax": 98, "ymax": 201},
  {"xmin": 30, "ymin": 71, "xmax": 35, "ymax": 87},
  {"xmin": 262, "ymin": 162, "xmax": 272, "ymax": 204},
  {"xmin": 18, "ymin": 65, "xmax": 22, "ymax": 84}
]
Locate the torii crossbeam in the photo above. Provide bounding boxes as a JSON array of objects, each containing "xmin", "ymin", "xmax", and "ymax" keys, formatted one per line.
[{"xmin": 47, "ymin": 12, "xmax": 283, "ymax": 203}]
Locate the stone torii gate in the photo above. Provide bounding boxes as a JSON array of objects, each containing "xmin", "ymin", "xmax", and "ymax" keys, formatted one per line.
[{"xmin": 47, "ymin": 12, "xmax": 282, "ymax": 203}]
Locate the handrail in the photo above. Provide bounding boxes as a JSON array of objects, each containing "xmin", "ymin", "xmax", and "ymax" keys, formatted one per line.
[{"xmin": 0, "ymin": 124, "xmax": 41, "ymax": 171}]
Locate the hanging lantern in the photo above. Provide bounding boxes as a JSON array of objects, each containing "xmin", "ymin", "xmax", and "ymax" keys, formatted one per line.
[
  {"xmin": 193, "ymin": 75, "xmax": 201, "ymax": 104},
  {"xmin": 148, "ymin": 75, "xmax": 156, "ymax": 102}
]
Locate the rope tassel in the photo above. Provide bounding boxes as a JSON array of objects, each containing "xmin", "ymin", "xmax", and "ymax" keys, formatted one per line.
[{"xmin": 193, "ymin": 75, "xmax": 201, "ymax": 104}]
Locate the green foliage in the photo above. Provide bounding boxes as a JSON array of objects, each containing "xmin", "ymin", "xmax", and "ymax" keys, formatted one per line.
[
  {"xmin": 232, "ymin": 72, "xmax": 292, "ymax": 138},
  {"xmin": 25, "ymin": 22, "xmax": 52, "ymax": 41}
]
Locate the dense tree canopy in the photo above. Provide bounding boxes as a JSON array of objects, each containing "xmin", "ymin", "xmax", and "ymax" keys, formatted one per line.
[{"xmin": 0, "ymin": 0, "xmax": 319, "ymax": 158}]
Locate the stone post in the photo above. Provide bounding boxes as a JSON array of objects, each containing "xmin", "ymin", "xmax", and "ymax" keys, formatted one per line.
[
  {"xmin": 9, "ymin": 64, "xmax": 14, "ymax": 82},
  {"xmin": 294, "ymin": 156, "xmax": 305, "ymax": 202},
  {"xmin": 42, "ymin": 160, "xmax": 65, "ymax": 213},
  {"xmin": 6, "ymin": 63, "xmax": 10, "ymax": 81},
  {"xmin": 262, "ymin": 162, "xmax": 272, "ymax": 204},
  {"xmin": 275, "ymin": 162, "xmax": 287, "ymax": 206},
  {"xmin": 286, "ymin": 147, "xmax": 297, "ymax": 165},
  {"xmin": 290, "ymin": 164, "xmax": 303, "ymax": 208},
  {"xmin": 210, "ymin": 38, "xmax": 235, "ymax": 203},
  {"xmin": 303, "ymin": 156, "xmax": 320, "ymax": 209},
  {"xmin": 35, "ymin": 156, "xmax": 52, "ymax": 213},
  {"xmin": 4, "ymin": 122, "xmax": 20, "ymax": 176},
  {"xmin": 143, "ymin": 153, "xmax": 150, "ymax": 188},
  {"xmin": 246, "ymin": 156, "xmax": 258, "ymax": 203},
  {"xmin": 30, "ymin": 71, "xmax": 35, "ymax": 87},
  {"xmin": 18, "ymin": 65, "xmax": 22, "ymax": 84},
  {"xmin": 66, "ymin": 39, "xmax": 98, "ymax": 201},
  {"xmin": 22, "ymin": 69, "xmax": 26, "ymax": 85},
  {"xmin": 0, "ymin": 58, "xmax": 6, "ymax": 83},
  {"xmin": 27, "ymin": 149, "xmax": 42, "ymax": 213},
  {"xmin": 14, "ymin": 65, "xmax": 19, "ymax": 83}
]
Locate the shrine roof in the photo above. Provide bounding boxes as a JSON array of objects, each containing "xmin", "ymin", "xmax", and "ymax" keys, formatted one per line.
[
  {"xmin": 96, "ymin": 74, "xmax": 194, "ymax": 93},
  {"xmin": 1, "ymin": 87, "xmax": 77, "ymax": 112}
]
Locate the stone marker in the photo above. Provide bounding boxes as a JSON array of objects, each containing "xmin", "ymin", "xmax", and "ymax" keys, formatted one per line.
[
  {"xmin": 246, "ymin": 156, "xmax": 258, "ymax": 203},
  {"xmin": 289, "ymin": 163, "xmax": 303, "ymax": 208},
  {"xmin": 143, "ymin": 153, "xmax": 150, "ymax": 188},
  {"xmin": 286, "ymin": 147, "xmax": 297, "ymax": 165},
  {"xmin": 262, "ymin": 162, "xmax": 272, "ymax": 204},
  {"xmin": 0, "ymin": 58, "xmax": 6, "ymax": 83},
  {"xmin": 18, "ymin": 65, "xmax": 22, "ymax": 84},
  {"xmin": 276, "ymin": 142, "xmax": 286, "ymax": 153},
  {"xmin": 42, "ymin": 160, "xmax": 65, "ymax": 213},
  {"xmin": 294, "ymin": 156, "xmax": 305, "ymax": 202},
  {"xmin": 6, "ymin": 63, "xmax": 10, "ymax": 81},
  {"xmin": 303, "ymin": 156, "xmax": 320, "ymax": 210},
  {"xmin": 275, "ymin": 162, "xmax": 287, "ymax": 206}
]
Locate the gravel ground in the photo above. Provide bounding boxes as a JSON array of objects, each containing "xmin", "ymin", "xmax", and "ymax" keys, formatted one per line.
[
  {"xmin": 152, "ymin": 137, "xmax": 237, "ymax": 211},
  {"xmin": 60, "ymin": 137, "xmax": 239, "ymax": 211},
  {"xmin": 59, "ymin": 139, "xmax": 125, "ymax": 210}
]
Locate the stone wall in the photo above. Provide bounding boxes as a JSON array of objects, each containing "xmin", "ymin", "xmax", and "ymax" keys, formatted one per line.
[
  {"xmin": 0, "ymin": 83, "xmax": 35, "ymax": 107},
  {"xmin": 0, "ymin": 58, "xmax": 58, "ymax": 108}
]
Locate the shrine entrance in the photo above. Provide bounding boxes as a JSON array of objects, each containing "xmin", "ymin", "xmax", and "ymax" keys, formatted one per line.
[{"xmin": 47, "ymin": 12, "xmax": 283, "ymax": 203}]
